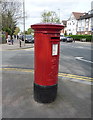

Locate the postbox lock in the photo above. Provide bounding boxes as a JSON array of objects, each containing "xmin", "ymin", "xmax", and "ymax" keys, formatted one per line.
[{"xmin": 52, "ymin": 44, "xmax": 58, "ymax": 56}]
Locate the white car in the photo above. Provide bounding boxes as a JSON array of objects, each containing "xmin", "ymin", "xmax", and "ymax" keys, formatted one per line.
[
  {"xmin": 60, "ymin": 35, "xmax": 67, "ymax": 42},
  {"xmin": 66, "ymin": 36, "xmax": 73, "ymax": 42}
]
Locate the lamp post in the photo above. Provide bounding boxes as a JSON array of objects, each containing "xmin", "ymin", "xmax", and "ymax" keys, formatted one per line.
[
  {"xmin": 23, "ymin": 0, "xmax": 25, "ymax": 46},
  {"xmin": 58, "ymin": 9, "xmax": 60, "ymax": 24}
]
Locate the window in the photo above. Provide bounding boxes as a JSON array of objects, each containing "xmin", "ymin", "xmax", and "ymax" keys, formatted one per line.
[
  {"xmin": 69, "ymin": 33, "xmax": 72, "ymax": 35},
  {"xmin": 91, "ymin": 9, "xmax": 93, "ymax": 14},
  {"xmin": 86, "ymin": 28, "xmax": 88, "ymax": 31},
  {"xmin": 86, "ymin": 19, "xmax": 89, "ymax": 23},
  {"xmin": 79, "ymin": 27, "xmax": 81, "ymax": 31},
  {"xmin": 82, "ymin": 27, "xmax": 84, "ymax": 31}
]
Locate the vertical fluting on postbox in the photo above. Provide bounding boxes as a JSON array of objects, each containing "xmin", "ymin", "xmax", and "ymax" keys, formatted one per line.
[{"xmin": 31, "ymin": 23, "xmax": 64, "ymax": 103}]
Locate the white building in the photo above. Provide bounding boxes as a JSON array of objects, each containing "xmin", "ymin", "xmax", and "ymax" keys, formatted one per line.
[
  {"xmin": 77, "ymin": 10, "xmax": 93, "ymax": 35},
  {"xmin": 67, "ymin": 12, "xmax": 85, "ymax": 35}
]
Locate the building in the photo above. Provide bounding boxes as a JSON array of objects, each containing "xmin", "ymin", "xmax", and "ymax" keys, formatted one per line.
[
  {"xmin": 62, "ymin": 2, "xmax": 93, "ymax": 35},
  {"xmin": 77, "ymin": 10, "xmax": 93, "ymax": 35},
  {"xmin": 91, "ymin": 1, "xmax": 93, "ymax": 33},
  {"xmin": 67, "ymin": 12, "xmax": 85, "ymax": 35},
  {"xmin": 61, "ymin": 20, "xmax": 67, "ymax": 35}
]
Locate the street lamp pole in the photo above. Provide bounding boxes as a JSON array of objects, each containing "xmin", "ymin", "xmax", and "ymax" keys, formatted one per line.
[
  {"xmin": 58, "ymin": 9, "xmax": 60, "ymax": 24},
  {"xmin": 23, "ymin": 0, "xmax": 25, "ymax": 46}
]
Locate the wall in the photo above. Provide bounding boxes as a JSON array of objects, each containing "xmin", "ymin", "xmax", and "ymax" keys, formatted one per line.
[{"xmin": 67, "ymin": 13, "xmax": 77, "ymax": 35}]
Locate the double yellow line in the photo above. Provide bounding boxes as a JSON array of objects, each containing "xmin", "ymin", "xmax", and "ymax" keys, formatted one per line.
[
  {"xmin": 58, "ymin": 73, "xmax": 93, "ymax": 82},
  {"xmin": 0, "ymin": 47, "xmax": 34, "ymax": 51},
  {"xmin": 0, "ymin": 67, "xmax": 93, "ymax": 82},
  {"xmin": 0, "ymin": 67, "xmax": 34, "ymax": 73}
]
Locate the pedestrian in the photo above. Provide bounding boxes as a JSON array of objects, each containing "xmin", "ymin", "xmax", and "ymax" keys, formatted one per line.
[
  {"xmin": 14, "ymin": 35, "xmax": 16, "ymax": 39},
  {"xmin": 19, "ymin": 39, "xmax": 21, "ymax": 47},
  {"xmin": 22, "ymin": 35, "xmax": 24, "ymax": 41},
  {"xmin": 11, "ymin": 36, "xmax": 14, "ymax": 45},
  {"xmin": 7, "ymin": 35, "xmax": 11, "ymax": 45},
  {"xmin": 17, "ymin": 35, "xmax": 19, "ymax": 40}
]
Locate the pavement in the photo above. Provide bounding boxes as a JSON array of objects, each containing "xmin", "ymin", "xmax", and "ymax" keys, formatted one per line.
[
  {"xmin": 0, "ymin": 39, "xmax": 34, "ymax": 51},
  {"xmin": 0, "ymin": 40, "xmax": 92, "ymax": 118},
  {"xmin": 2, "ymin": 69, "xmax": 91, "ymax": 118},
  {"xmin": 0, "ymin": 40, "xmax": 91, "ymax": 51}
]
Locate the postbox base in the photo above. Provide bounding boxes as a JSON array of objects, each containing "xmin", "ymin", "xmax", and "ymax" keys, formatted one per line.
[{"xmin": 34, "ymin": 83, "xmax": 57, "ymax": 103}]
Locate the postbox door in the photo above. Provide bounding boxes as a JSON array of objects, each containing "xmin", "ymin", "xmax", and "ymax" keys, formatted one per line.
[{"xmin": 45, "ymin": 35, "xmax": 60, "ymax": 86}]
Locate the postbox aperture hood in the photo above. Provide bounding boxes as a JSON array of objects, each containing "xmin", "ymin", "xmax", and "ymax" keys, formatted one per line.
[{"xmin": 31, "ymin": 23, "xmax": 64, "ymax": 32}]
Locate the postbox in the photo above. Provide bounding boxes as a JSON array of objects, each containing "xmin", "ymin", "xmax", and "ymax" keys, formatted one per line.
[{"xmin": 31, "ymin": 23, "xmax": 64, "ymax": 103}]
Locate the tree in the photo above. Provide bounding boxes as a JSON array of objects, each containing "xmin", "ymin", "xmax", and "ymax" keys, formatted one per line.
[
  {"xmin": 25, "ymin": 31, "xmax": 27, "ymax": 34},
  {"xmin": 1, "ymin": 0, "xmax": 22, "ymax": 37},
  {"xmin": 2, "ymin": 11, "xmax": 17, "ymax": 35},
  {"xmin": 27, "ymin": 28, "xmax": 31, "ymax": 34},
  {"xmin": 14, "ymin": 27, "xmax": 20, "ymax": 35},
  {"xmin": 1, "ymin": 0, "xmax": 22, "ymax": 21},
  {"xmin": 41, "ymin": 10, "xmax": 60, "ymax": 23},
  {"xmin": 27, "ymin": 28, "xmax": 34, "ymax": 35}
]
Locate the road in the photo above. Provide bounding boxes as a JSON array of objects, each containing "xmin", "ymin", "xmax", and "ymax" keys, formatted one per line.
[
  {"xmin": 1, "ymin": 41, "xmax": 92, "ymax": 118},
  {"xmin": 60, "ymin": 42, "xmax": 92, "ymax": 78},
  {"xmin": 2, "ymin": 41, "xmax": 92, "ymax": 80}
]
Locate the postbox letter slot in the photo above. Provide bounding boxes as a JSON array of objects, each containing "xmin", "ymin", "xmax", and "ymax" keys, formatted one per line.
[{"xmin": 51, "ymin": 37, "xmax": 60, "ymax": 39}]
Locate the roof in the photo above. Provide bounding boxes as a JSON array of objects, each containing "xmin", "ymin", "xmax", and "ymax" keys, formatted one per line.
[
  {"xmin": 72, "ymin": 12, "xmax": 85, "ymax": 19},
  {"xmin": 62, "ymin": 20, "xmax": 67, "ymax": 26},
  {"xmin": 78, "ymin": 12, "xmax": 93, "ymax": 20}
]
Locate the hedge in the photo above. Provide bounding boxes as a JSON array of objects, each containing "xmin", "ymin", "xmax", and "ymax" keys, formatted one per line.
[
  {"xmin": 2, "ymin": 34, "xmax": 6, "ymax": 44},
  {"xmin": 67, "ymin": 35, "xmax": 92, "ymax": 42}
]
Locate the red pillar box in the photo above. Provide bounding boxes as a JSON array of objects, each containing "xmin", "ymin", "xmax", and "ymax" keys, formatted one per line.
[{"xmin": 31, "ymin": 23, "xmax": 64, "ymax": 103}]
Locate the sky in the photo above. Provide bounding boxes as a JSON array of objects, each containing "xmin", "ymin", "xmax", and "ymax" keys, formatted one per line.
[{"xmin": 18, "ymin": 0, "xmax": 93, "ymax": 31}]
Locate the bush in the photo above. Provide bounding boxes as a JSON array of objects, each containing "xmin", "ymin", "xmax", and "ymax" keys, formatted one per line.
[
  {"xmin": 2, "ymin": 34, "xmax": 6, "ymax": 44},
  {"xmin": 67, "ymin": 35, "xmax": 92, "ymax": 42}
]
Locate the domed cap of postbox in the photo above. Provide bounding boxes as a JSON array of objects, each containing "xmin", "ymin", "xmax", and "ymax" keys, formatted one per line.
[{"xmin": 31, "ymin": 23, "xmax": 64, "ymax": 32}]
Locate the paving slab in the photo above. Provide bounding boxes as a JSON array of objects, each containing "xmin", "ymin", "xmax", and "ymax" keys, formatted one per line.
[
  {"xmin": 2, "ymin": 70, "xmax": 91, "ymax": 118},
  {"xmin": 0, "ymin": 40, "xmax": 34, "ymax": 51}
]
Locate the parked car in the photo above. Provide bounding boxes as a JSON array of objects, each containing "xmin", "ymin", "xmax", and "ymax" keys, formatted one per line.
[
  {"xmin": 60, "ymin": 35, "xmax": 67, "ymax": 42},
  {"xmin": 25, "ymin": 35, "xmax": 34, "ymax": 43},
  {"xmin": 19, "ymin": 35, "xmax": 25, "ymax": 41},
  {"xmin": 19, "ymin": 35, "xmax": 34, "ymax": 43},
  {"xmin": 60, "ymin": 35, "xmax": 73, "ymax": 42},
  {"xmin": 66, "ymin": 36, "xmax": 73, "ymax": 42},
  {"xmin": 80, "ymin": 38, "xmax": 86, "ymax": 42},
  {"xmin": 31, "ymin": 37, "xmax": 34, "ymax": 43}
]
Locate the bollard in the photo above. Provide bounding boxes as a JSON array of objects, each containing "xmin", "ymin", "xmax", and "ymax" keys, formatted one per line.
[
  {"xmin": 19, "ymin": 40, "xmax": 21, "ymax": 47},
  {"xmin": 31, "ymin": 23, "xmax": 64, "ymax": 103}
]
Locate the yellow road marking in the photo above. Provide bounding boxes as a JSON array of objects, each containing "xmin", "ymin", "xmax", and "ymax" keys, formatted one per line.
[
  {"xmin": 0, "ymin": 67, "xmax": 93, "ymax": 82},
  {"xmin": 1, "ymin": 68, "xmax": 34, "ymax": 73},
  {"xmin": 58, "ymin": 73, "xmax": 93, "ymax": 80},
  {"xmin": 58, "ymin": 74, "xmax": 92, "ymax": 82},
  {"xmin": 1, "ymin": 47, "xmax": 34, "ymax": 51}
]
